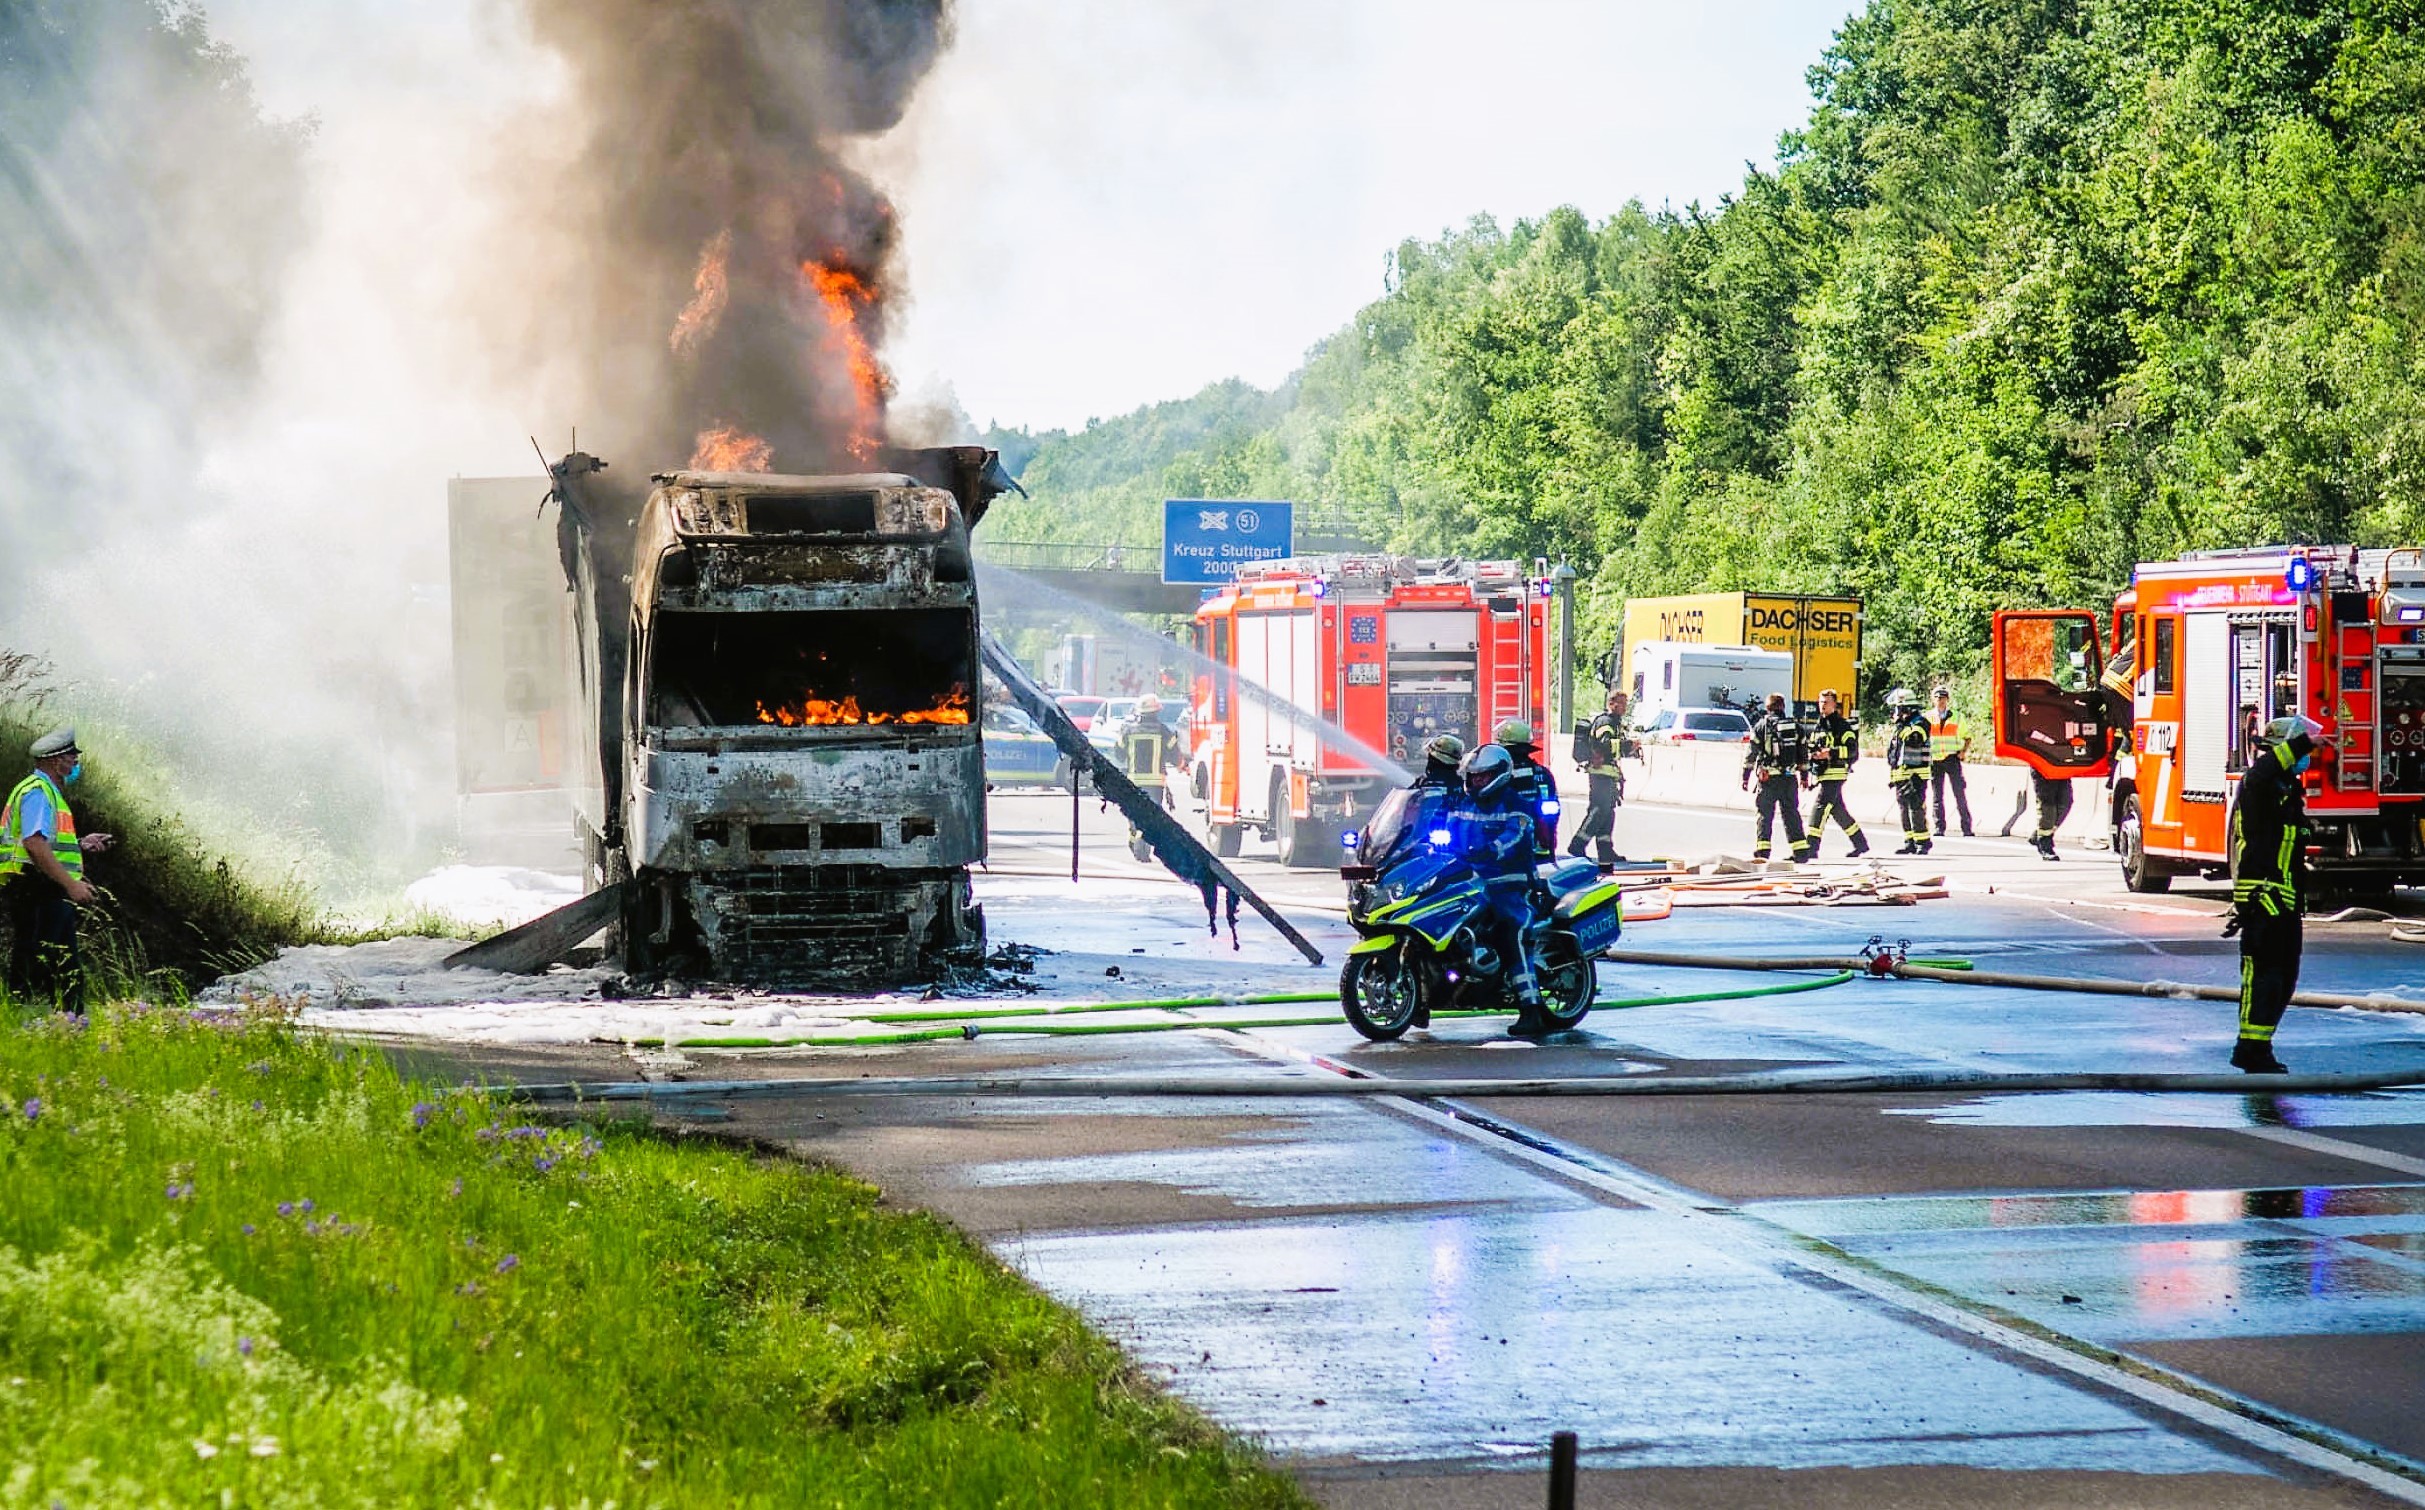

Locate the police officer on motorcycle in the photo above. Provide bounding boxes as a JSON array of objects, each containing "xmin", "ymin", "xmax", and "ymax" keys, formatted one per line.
[
  {"xmin": 1495, "ymin": 719, "xmax": 1559, "ymax": 858},
  {"xmin": 1453, "ymin": 744, "xmax": 1554, "ymax": 1037}
]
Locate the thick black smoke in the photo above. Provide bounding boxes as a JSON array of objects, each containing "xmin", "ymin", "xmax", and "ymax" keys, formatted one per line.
[{"xmin": 516, "ymin": 0, "xmax": 952, "ymax": 473}]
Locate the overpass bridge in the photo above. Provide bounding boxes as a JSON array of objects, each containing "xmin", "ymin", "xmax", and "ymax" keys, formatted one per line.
[{"xmin": 978, "ymin": 522, "xmax": 1377, "ymax": 616}]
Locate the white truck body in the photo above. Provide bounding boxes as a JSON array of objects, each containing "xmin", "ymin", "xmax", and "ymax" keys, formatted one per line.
[{"xmin": 1629, "ymin": 642, "xmax": 1794, "ymax": 726}]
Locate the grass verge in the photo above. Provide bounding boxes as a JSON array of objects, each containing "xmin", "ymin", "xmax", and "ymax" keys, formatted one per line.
[{"xmin": 0, "ymin": 1002, "xmax": 1309, "ymax": 1507}]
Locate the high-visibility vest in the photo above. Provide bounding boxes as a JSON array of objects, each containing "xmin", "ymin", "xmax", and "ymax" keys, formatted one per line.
[
  {"xmin": 1926, "ymin": 711, "xmax": 1964, "ymax": 762},
  {"xmin": 1121, "ymin": 726, "xmax": 1169, "ymax": 789},
  {"xmin": 0, "ymin": 771, "xmax": 80, "ymax": 881}
]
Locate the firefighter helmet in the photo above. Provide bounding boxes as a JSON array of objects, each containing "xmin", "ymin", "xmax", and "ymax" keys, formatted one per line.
[
  {"xmin": 2265, "ymin": 714, "xmax": 2323, "ymax": 754},
  {"xmin": 1135, "ymin": 695, "xmax": 1163, "ymax": 716},
  {"xmin": 1494, "ymin": 719, "xmax": 1536, "ymax": 749},
  {"xmin": 1886, "ymin": 686, "xmax": 1918, "ymax": 710},
  {"xmin": 1424, "ymin": 732, "xmax": 1466, "ymax": 767},
  {"xmin": 1460, "ymin": 743, "xmax": 1514, "ymax": 800}
]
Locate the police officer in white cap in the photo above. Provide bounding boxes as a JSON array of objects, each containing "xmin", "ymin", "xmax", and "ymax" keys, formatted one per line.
[{"xmin": 2, "ymin": 726, "xmax": 114, "ymax": 1012}]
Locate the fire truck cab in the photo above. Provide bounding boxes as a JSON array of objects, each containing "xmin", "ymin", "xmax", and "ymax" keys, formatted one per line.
[
  {"xmin": 1191, "ymin": 555, "xmax": 1551, "ymax": 867},
  {"xmin": 1993, "ymin": 545, "xmax": 2425, "ymax": 896}
]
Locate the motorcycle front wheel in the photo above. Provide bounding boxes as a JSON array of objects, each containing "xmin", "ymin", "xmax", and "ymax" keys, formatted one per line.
[
  {"xmin": 1340, "ymin": 945, "xmax": 1423, "ymax": 1041},
  {"xmin": 1535, "ymin": 930, "xmax": 1598, "ymax": 1030}
]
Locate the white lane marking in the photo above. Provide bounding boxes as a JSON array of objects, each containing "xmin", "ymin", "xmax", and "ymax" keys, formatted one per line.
[
  {"xmin": 1214, "ymin": 1030, "xmax": 2425, "ymax": 1502},
  {"xmin": 2239, "ymin": 1126, "xmax": 2425, "ymax": 1178}
]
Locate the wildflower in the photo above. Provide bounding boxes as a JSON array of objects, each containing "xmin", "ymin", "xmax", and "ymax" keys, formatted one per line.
[
  {"xmin": 276, "ymin": 1203, "xmax": 294, "ymax": 1218},
  {"xmin": 475, "ymin": 1127, "xmax": 497, "ymax": 1142},
  {"xmin": 299, "ymin": 1198, "xmax": 314, "ymax": 1213},
  {"xmin": 448, "ymin": 1177, "xmax": 463, "ymax": 1198},
  {"xmin": 240, "ymin": 1224, "xmax": 256, "ymax": 1236},
  {"xmin": 503, "ymin": 1126, "xmax": 546, "ymax": 1141},
  {"xmin": 456, "ymin": 1281, "xmax": 482, "ymax": 1297},
  {"xmin": 249, "ymin": 1437, "xmax": 279, "ymax": 1458},
  {"xmin": 21, "ymin": 1099, "xmax": 39, "ymax": 1122},
  {"xmin": 250, "ymin": 1099, "xmax": 264, "ymax": 1113},
  {"xmin": 533, "ymin": 1157, "xmax": 556, "ymax": 1174},
  {"xmin": 303, "ymin": 1220, "xmax": 321, "ymax": 1236},
  {"xmin": 192, "ymin": 1440, "xmax": 219, "ymax": 1459},
  {"xmin": 247, "ymin": 1061, "xmax": 272, "ymax": 1076},
  {"xmin": 411, "ymin": 1103, "xmax": 435, "ymax": 1129},
  {"xmin": 237, "ymin": 1337, "xmax": 254, "ymax": 1357},
  {"xmin": 165, "ymin": 1182, "xmax": 193, "ymax": 1201},
  {"xmin": 494, "ymin": 1253, "xmax": 520, "ymax": 1275}
]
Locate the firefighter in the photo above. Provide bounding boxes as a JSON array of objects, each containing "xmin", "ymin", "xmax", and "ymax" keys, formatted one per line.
[
  {"xmin": 1454, "ymin": 744, "xmax": 1551, "ymax": 1036},
  {"xmin": 1117, "ymin": 697, "xmax": 1182, "ymax": 858},
  {"xmin": 2030, "ymin": 771, "xmax": 2073, "ymax": 860},
  {"xmin": 1805, "ymin": 688, "xmax": 1867, "ymax": 859},
  {"xmin": 1925, "ymin": 687, "xmax": 1973, "ymax": 837},
  {"xmin": 1740, "ymin": 693, "xmax": 1813, "ymax": 863},
  {"xmin": 1885, "ymin": 688, "xmax": 1933, "ymax": 855},
  {"xmin": 1413, "ymin": 732, "xmax": 1465, "ymax": 792},
  {"xmin": 1568, "ymin": 688, "xmax": 1627, "ymax": 866},
  {"xmin": 2226, "ymin": 716, "xmax": 2319, "ymax": 1074},
  {"xmin": 2, "ymin": 727, "xmax": 112, "ymax": 1014},
  {"xmin": 1495, "ymin": 719, "xmax": 1559, "ymax": 857}
]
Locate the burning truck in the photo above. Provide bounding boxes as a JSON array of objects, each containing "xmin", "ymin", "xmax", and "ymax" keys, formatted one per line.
[{"xmin": 548, "ymin": 445, "xmax": 1013, "ymax": 979}]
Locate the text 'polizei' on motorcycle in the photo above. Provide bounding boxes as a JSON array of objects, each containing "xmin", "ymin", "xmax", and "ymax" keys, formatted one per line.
[{"xmin": 1334, "ymin": 788, "xmax": 1622, "ymax": 1041}]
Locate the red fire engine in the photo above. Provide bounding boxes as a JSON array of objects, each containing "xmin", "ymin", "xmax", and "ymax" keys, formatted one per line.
[
  {"xmin": 1993, "ymin": 545, "xmax": 2425, "ymax": 894},
  {"xmin": 1190, "ymin": 555, "xmax": 1552, "ymax": 867}
]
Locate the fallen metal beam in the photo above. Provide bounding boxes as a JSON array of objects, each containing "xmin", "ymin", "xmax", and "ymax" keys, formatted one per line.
[
  {"xmin": 979, "ymin": 628, "xmax": 1324, "ymax": 966},
  {"xmin": 442, "ymin": 882, "xmax": 625, "ymax": 974},
  {"xmin": 496, "ymin": 1064, "xmax": 2425, "ymax": 1104}
]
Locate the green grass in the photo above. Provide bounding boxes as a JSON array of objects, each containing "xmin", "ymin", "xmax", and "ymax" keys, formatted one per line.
[{"xmin": 0, "ymin": 1003, "xmax": 1310, "ymax": 1507}]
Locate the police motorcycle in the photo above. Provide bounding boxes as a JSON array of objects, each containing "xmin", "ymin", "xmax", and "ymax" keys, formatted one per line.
[{"xmin": 1334, "ymin": 767, "xmax": 1624, "ymax": 1042}]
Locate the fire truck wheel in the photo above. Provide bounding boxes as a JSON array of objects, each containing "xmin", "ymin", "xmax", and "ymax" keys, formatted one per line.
[
  {"xmin": 1276, "ymin": 802, "xmax": 1332, "ymax": 869},
  {"xmin": 1210, "ymin": 822, "xmax": 1243, "ymax": 858},
  {"xmin": 2118, "ymin": 792, "xmax": 2171, "ymax": 893}
]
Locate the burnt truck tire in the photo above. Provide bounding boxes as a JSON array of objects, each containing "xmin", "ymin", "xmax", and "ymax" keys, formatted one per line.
[{"xmin": 2118, "ymin": 792, "xmax": 2171, "ymax": 893}]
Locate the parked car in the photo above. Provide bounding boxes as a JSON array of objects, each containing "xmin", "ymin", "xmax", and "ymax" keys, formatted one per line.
[
  {"xmin": 981, "ymin": 704, "xmax": 1062, "ymax": 788},
  {"xmin": 1634, "ymin": 706, "xmax": 1754, "ymax": 743},
  {"xmin": 1055, "ymin": 694, "xmax": 1107, "ymax": 731}
]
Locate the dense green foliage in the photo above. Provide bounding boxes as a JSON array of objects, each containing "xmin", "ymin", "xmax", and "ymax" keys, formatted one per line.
[
  {"xmin": 984, "ymin": 0, "xmax": 2425, "ymax": 698},
  {"xmin": 0, "ymin": 1005, "xmax": 1307, "ymax": 1507}
]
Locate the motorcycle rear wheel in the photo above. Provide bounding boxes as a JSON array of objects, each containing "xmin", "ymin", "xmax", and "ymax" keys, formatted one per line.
[
  {"xmin": 1340, "ymin": 947, "xmax": 1422, "ymax": 1041},
  {"xmin": 1535, "ymin": 931, "xmax": 1597, "ymax": 1030}
]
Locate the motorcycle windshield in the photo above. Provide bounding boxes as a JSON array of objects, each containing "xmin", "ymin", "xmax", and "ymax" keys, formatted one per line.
[{"xmin": 1361, "ymin": 788, "xmax": 1414, "ymax": 866}]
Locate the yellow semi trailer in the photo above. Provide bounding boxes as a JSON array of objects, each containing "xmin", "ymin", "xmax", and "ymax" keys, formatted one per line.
[{"xmin": 1617, "ymin": 592, "xmax": 1863, "ymax": 715}]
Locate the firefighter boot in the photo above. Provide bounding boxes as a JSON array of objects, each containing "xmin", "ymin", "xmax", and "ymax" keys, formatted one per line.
[
  {"xmin": 1849, "ymin": 834, "xmax": 1870, "ymax": 858},
  {"xmin": 1593, "ymin": 839, "xmax": 1620, "ymax": 866},
  {"xmin": 1565, "ymin": 836, "xmax": 1587, "ymax": 859},
  {"xmin": 2231, "ymin": 1038, "xmax": 2287, "ymax": 1075},
  {"xmin": 1916, "ymin": 838, "xmax": 1934, "ymax": 855}
]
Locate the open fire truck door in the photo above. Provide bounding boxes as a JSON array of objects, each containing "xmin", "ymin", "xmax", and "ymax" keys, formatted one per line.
[{"xmin": 1991, "ymin": 610, "xmax": 2113, "ymax": 779}]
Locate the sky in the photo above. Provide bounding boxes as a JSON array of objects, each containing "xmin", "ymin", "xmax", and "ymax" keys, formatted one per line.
[{"xmin": 204, "ymin": 0, "xmax": 1858, "ymax": 444}]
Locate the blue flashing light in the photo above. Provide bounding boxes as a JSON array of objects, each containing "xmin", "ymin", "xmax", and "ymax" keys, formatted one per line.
[
  {"xmin": 1427, "ymin": 828, "xmax": 1453, "ymax": 848},
  {"xmin": 2287, "ymin": 557, "xmax": 2316, "ymax": 592},
  {"xmin": 1310, "ymin": 578, "xmax": 1329, "ymax": 598},
  {"xmin": 1540, "ymin": 798, "xmax": 1562, "ymax": 815},
  {"xmin": 1340, "ymin": 830, "xmax": 1360, "ymax": 849}
]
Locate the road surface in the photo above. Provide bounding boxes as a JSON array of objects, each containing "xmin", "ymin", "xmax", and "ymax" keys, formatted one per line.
[{"xmin": 386, "ymin": 785, "xmax": 2425, "ymax": 1508}]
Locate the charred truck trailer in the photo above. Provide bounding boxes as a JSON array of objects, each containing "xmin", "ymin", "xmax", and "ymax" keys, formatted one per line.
[{"xmin": 550, "ymin": 447, "xmax": 1011, "ymax": 979}]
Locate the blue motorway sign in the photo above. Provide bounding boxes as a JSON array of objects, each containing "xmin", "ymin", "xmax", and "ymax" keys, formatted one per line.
[{"xmin": 1162, "ymin": 499, "xmax": 1295, "ymax": 585}]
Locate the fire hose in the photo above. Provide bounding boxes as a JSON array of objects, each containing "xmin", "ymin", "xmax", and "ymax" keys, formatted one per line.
[
  {"xmin": 1597, "ymin": 947, "xmax": 2425, "ymax": 1017},
  {"xmin": 614, "ymin": 971, "xmax": 1858, "ymax": 1049}
]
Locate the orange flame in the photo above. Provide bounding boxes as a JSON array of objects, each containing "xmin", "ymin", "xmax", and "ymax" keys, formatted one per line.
[
  {"xmin": 754, "ymin": 684, "xmax": 971, "ymax": 727},
  {"xmin": 801, "ymin": 258, "xmax": 890, "ymax": 462},
  {"xmin": 669, "ymin": 229, "xmax": 731, "ymax": 357},
  {"xmin": 691, "ymin": 424, "xmax": 773, "ymax": 472}
]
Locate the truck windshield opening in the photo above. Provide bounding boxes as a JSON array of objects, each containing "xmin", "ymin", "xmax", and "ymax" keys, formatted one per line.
[{"xmin": 647, "ymin": 609, "xmax": 974, "ymax": 728}]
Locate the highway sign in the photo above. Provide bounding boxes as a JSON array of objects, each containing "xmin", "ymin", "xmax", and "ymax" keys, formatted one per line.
[{"xmin": 1162, "ymin": 499, "xmax": 1294, "ymax": 585}]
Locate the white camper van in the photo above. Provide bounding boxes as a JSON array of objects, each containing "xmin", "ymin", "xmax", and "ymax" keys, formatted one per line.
[{"xmin": 1629, "ymin": 641, "xmax": 1795, "ymax": 727}]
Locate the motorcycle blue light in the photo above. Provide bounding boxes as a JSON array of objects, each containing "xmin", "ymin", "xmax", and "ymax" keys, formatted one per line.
[
  {"xmin": 1540, "ymin": 798, "xmax": 1561, "ymax": 815},
  {"xmin": 1428, "ymin": 828, "xmax": 1453, "ymax": 847},
  {"xmin": 1340, "ymin": 830, "xmax": 1359, "ymax": 849}
]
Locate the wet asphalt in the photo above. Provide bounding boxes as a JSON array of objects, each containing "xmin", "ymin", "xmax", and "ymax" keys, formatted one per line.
[{"xmin": 392, "ymin": 789, "xmax": 2425, "ymax": 1507}]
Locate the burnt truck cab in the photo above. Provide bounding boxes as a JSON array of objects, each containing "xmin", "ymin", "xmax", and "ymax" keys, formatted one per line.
[{"xmin": 556, "ymin": 450, "xmax": 1004, "ymax": 980}]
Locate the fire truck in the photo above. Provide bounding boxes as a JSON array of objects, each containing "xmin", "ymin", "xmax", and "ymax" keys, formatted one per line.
[
  {"xmin": 1190, "ymin": 555, "xmax": 1551, "ymax": 867},
  {"xmin": 1992, "ymin": 545, "xmax": 2425, "ymax": 895}
]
